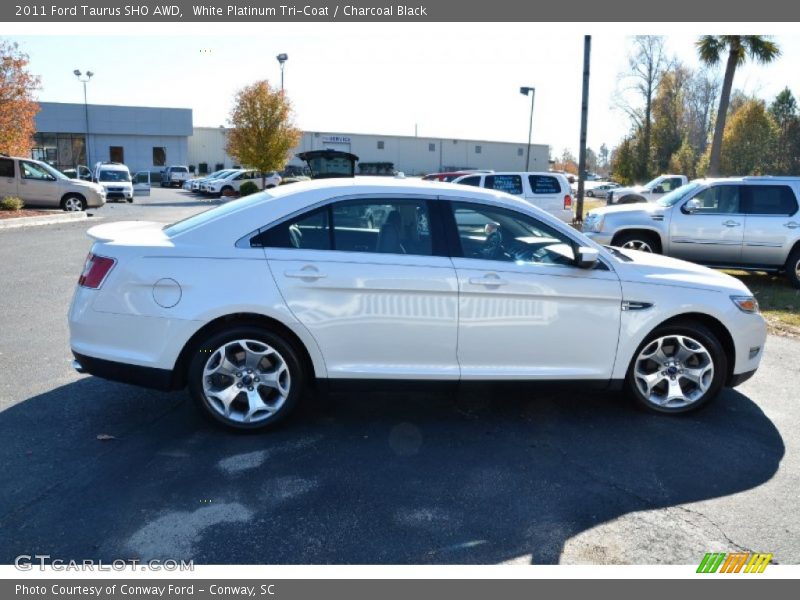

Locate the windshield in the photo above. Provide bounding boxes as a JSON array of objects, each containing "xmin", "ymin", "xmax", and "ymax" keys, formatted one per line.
[
  {"xmin": 164, "ymin": 193, "xmax": 267, "ymax": 237},
  {"xmin": 656, "ymin": 182, "xmax": 702, "ymax": 207},
  {"xmin": 40, "ymin": 162, "xmax": 68, "ymax": 180},
  {"xmin": 172, "ymin": 166, "xmax": 189, "ymax": 173},
  {"xmin": 98, "ymin": 169, "xmax": 131, "ymax": 182}
]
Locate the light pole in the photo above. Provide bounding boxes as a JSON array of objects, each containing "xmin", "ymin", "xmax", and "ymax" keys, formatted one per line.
[
  {"xmin": 276, "ymin": 53, "xmax": 288, "ymax": 92},
  {"xmin": 73, "ymin": 69, "xmax": 94, "ymax": 168},
  {"xmin": 520, "ymin": 86, "xmax": 535, "ymax": 171}
]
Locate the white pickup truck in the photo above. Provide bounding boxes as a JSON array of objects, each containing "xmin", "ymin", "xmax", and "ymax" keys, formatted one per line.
[
  {"xmin": 160, "ymin": 165, "xmax": 191, "ymax": 188},
  {"xmin": 606, "ymin": 174, "xmax": 688, "ymax": 205}
]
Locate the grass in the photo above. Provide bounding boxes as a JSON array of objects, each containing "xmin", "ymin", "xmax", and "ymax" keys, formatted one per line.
[{"xmin": 724, "ymin": 271, "xmax": 800, "ymax": 336}]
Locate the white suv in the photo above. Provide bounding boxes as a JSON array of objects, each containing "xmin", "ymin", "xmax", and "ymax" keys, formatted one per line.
[
  {"xmin": 69, "ymin": 178, "xmax": 766, "ymax": 430},
  {"xmin": 0, "ymin": 154, "xmax": 105, "ymax": 211},
  {"xmin": 453, "ymin": 172, "xmax": 574, "ymax": 222}
]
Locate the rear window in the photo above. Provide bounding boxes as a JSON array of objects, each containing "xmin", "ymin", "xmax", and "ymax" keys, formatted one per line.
[
  {"xmin": 529, "ymin": 175, "xmax": 561, "ymax": 194},
  {"xmin": 172, "ymin": 166, "xmax": 189, "ymax": 173},
  {"xmin": 745, "ymin": 185, "xmax": 798, "ymax": 215},
  {"xmin": 485, "ymin": 174, "xmax": 523, "ymax": 195},
  {"xmin": 163, "ymin": 194, "xmax": 267, "ymax": 237},
  {"xmin": 458, "ymin": 176, "xmax": 481, "ymax": 187}
]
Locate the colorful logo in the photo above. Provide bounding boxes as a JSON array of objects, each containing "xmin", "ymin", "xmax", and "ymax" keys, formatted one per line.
[{"xmin": 697, "ymin": 552, "xmax": 773, "ymax": 573}]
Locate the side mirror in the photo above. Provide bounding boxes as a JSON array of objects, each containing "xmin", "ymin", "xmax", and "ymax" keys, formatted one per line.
[
  {"xmin": 652, "ymin": 185, "xmax": 664, "ymax": 194},
  {"xmin": 685, "ymin": 198, "xmax": 701, "ymax": 213},
  {"xmin": 576, "ymin": 246, "xmax": 599, "ymax": 269}
]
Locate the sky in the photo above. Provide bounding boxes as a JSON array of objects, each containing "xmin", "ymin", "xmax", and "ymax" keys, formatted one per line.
[{"xmin": 6, "ymin": 25, "xmax": 800, "ymax": 158}]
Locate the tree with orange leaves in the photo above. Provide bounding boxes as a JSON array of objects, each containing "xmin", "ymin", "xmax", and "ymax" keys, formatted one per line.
[
  {"xmin": 225, "ymin": 80, "xmax": 301, "ymax": 188},
  {"xmin": 0, "ymin": 40, "xmax": 40, "ymax": 157}
]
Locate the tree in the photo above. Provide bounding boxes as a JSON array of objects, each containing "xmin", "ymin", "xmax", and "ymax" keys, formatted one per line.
[
  {"xmin": 668, "ymin": 138, "xmax": 697, "ymax": 179},
  {"xmin": 651, "ymin": 65, "xmax": 691, "ymax": 173},
  {"xmin": 683, "ymin": 69, "xmax": 720, "ymax": 156},
  {"xmin": 585, "ymin": 147, "xmax": 598, "ymax": 174},
  {"xmin": 609, "ymin": 135, "xmax": 640, "ymax": 185},
  {"xmin": 769, "ymin": 87, "xmax": 800, "ymax": 174},
  {"xmin": 225, "ymin": 80, "xmax": 301, "ymax": 187},
  {"xmin": 717, "ymin": 98, "xmax": 778, "ymax": 175},
  {"xmin": 554, "ymin": 147, "xmax": 578, "ymax": 174},
  {"xmin": 0, "ymin": 40, "xmax": 40, "ymax": 156},
  {"xmin": 598, "ymin": 143, "xmax": 610, "ymax": 174},
  {"xmin": 614, "ymin": 36, "xmax": 670, "ymax": 180},
  {"xmin": 696, "ymin": 35, "xmax": 781, "ymax": 176}
]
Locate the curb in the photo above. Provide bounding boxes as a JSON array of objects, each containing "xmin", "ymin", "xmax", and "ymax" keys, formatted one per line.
[{"xmin": 0, "ymin": 211, "xmax": 88, "ymax": 230}]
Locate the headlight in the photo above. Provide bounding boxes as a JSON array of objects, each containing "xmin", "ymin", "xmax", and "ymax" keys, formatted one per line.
[
  {"xmin": 585, "ymin": 214, "xmax": 604, "ymax": 233},
  {"xmin": 731, "ymin": 295, "xmax": 759, "ymax": 314}
]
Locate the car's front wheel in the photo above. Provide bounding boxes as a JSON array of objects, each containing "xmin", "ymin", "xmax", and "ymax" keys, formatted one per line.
[
  {"xmin": 613, "ymin": 231, "xmax": 661, "ymax": 254},
  {"xmin": 626, "ymin": 321, "xmax": 727, "ymax": 414},
  {"xmin": 785, "ymin": 245, "xmax": 800, "ymax": 289},
  {"xmin": 61, "ymin": 194, "xmax": 86, "ymax": 212},
  {"xmin": 188, "ymin": 326, "xmax": 305, "ymax": 431}
]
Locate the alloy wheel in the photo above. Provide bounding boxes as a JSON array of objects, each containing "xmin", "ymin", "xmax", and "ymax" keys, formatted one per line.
[
  {"xmin": 64, "ymin": 197, "xmax": 83, "ymax": 211},
  {"xmin": 633, "ymin": 335, "xmax": 714, "ymax": 409},
  {"xmin": 202, "ymin": 339, "xmax": 291, "ymax": 425},
  {"xmin": 621, "ymin": 239, "xmax": 653, "ymax": 253}
]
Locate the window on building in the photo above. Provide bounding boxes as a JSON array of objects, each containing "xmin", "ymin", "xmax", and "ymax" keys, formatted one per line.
[
  {"xmin": 475, "ymin": 145, "xmax": 482, "ymax": 154},
  {"xmin": 428, "ymin": 143, "xmax": 435, "ymax": 152},
  {"xmin": 377, "ymin": 141, "xmax": 385, "ymax": 150},
  {"xmin": 152, "ymin": 147, "xmax": 166, "ymax": 167},
  {"xmin": 518, "ymin": 148, "xmax": 524, "ymax": 156},
  {"xmin": 109, "ymin": 146, "xmax": 124, "ymax": 163}
]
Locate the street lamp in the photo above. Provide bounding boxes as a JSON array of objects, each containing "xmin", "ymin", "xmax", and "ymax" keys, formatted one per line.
[
  {"xmin": 520, "ymin": 86, "xmax": 535, "ymax": 171},
  {"xmin": 276, "ymin": 53, "xmax": 288, "ymax": 92},
  {"xmin": 74, "ymin": 69, "xmax": 94, "ymax": 168}
]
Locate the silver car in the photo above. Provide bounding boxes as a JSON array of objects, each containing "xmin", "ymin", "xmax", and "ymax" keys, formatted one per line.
[{"xmin": 583, "ymin": 177, "xmax": 800, "ymax": 288}]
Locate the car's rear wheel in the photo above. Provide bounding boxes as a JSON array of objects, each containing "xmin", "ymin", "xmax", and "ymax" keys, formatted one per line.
[
  {"xmin": 626, "ymin": 321, "xmax": 727, "ymax": 414},
  {"xmin": 785, "ymin": 246, "xmax": 800, "ymax": 289},
  {"xmin": 188, "ymin": 326, "xmax": 305, "ymax": 431},
  {"xmin": 586, "ymin": 190, "xmax": 595, "ymax": 197},
  {"xmin": 61, "ymin": 194, "xmax": 86, "ymax": 212},
  {"xmin": 613, "ymin": 231, "xmax": 661, "ymax": 254}
]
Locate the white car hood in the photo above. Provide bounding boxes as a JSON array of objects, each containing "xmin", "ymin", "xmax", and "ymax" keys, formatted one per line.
[
  {"xmin": 613, "ymin": 248, "xmax": 750, "ymax": 294},
  {"xmin": 590, "ymin": 202, "xmax": 663, "ymax": 217}
]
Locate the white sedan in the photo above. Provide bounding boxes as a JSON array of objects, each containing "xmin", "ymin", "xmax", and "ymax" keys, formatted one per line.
[{"xmin": 69, "ymin": 178, "xmax": 767, "ymax": 430}]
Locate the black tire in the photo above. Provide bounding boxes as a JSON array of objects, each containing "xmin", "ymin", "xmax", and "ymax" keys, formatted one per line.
[
  {"xmin": 127, "ymin": 198, "xmax": 134, "ymax": 203},
  {"xmin": 60, "ymin": 194, "xmax": 86, "ymax": 212},
  {"xmin": 785, "ymin": 245, "xmax": 800, "ymax": 289},
  {"xmin": 613, "ymin": 230, "xmax": 662, "ymax": 254},
  {"xmin": 626, "ymin": 320, "xmax": 728, "ymax": 415},
  {"xmin": 220, "ymin": 186, "xmax": 234, "ymax": 197},
  {"xmin": 265, "ymin": 184, "xmax": 276, "ymax": 189},
  {"xmin": 187, "ymin": 325, "xmax": 306, "ymax": 431},
  {"xmin": 586, "ymin": 190, "xmax": 595, "ymax": 197}
]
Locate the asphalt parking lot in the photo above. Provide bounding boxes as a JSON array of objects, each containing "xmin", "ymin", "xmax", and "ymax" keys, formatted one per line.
[{"xmin": 0, "ymin": 187, "xmax": 798, "ymax": 565}]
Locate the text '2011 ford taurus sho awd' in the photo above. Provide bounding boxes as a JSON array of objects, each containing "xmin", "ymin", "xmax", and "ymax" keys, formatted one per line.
[{"xmin": 69, "ymin": 178, "xmax": 767, "ymax": 430}]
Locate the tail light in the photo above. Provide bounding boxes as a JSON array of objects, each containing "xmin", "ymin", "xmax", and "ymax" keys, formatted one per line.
[
  {"xmin": 78, "ymin": 253, "xmax": 116, "ymax": 289},
  {"xmin": 564, "ymin": 194, "xmax": 573, "ymax": 209}
]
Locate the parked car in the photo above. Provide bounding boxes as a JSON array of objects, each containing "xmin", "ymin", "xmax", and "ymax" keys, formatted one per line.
[
  {"xmin": 203, "ymin": 170, "xmax": 280, "ymax": 197},
  {"xmin": 583, "ymin": 176, "xmax": 800, "ymax": 287},
  {"xmin": 160, "ymin": 166, "xmax": 191, "ymax": 188},
  {"xmin": 586, "ymin": 182, "xmax": 620, "ymax": 199},
  {"xmin": 452, "ymin": 171, "xmax": 574, "ymax": 222},
  {"xmin": 0, "ymin": 154, "xmax": 105, "ymax": 211},
  {"xmin": 92, "ymin": 162, "xmax": 134, "ymax": 203},
  {"xmin": 191, "ymin": 169, "xmax": 235, "ymax": 192},
  {"xmin": 69, "ymin": 177, "xmax": 766, "ymax": 431},
  {"xmin": 607, "ymin": 174, "xmax": 688, "ymax": 205}
]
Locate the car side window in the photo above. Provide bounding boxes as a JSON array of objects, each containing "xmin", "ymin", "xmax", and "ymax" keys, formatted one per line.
[
  {"xmin": 255, "ymin": 207, "xmax": 331, "ymax": 250},
  {"xmin": 450, "ymin": 201, "xmax": 577, "ymax": 266},
  {"xmin": 745, "ymin": 185, "xmax": 799, "ymax": 215},
  {"xmin": 0, "ymin": 158, "xmax": 14, "ymax": 178},
  {"xmin": 686, "ymin": 186, "xmax": 742, "ymax": 214},
  {"xmin": 529, "ymin": 175, "xmax": 560, "ymax": 194},
  {"xmin": 20, "ymin": 161, "xmax": 55, "ymax": 181},
  {"xmin": 332, "ymin": 199, "xmax": 433, "ymax": 256},
  {"xmin": 458, "ymin": 176, "xmax": 481, "ymax": 187},
  {"xmin": 485, "ymin": 174, "xmax": 523, "ymax": 195}
]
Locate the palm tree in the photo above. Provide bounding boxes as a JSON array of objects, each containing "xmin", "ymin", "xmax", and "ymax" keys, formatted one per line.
[{"xmin": 697, "ymin": 36, "xmax": 781, "ymax": 176}]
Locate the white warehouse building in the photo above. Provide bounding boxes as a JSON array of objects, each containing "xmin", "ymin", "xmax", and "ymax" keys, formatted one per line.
[{"xmin": 188, "ymin": 128, "xmax": 550, "ymax": 176}]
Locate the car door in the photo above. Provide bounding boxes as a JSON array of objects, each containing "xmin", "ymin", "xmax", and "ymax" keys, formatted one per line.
[
  {"xmin": 133, "ymin": 171, "xmax": 151, "ymax": 196},
  {"xmin": 18, "ymin": 160, "xmax": 60, "ymax": 206},
  {"xmin": 446, "ymin": 201, "xmax": 622, "ymax": 381},
  {"xmin": 261, "ymin": 195, "xmax": 460, "ymax": 380},
  {"xmin": 668, "ymin": 183, "xmax": 744, "ymax": 264},
  {"xmin": 0, "ymin": 157, "xmax": 17, "ymax": 199},
  {"xmin": 740, "ymin": 184, "xmax": 800, "ymax": 267}
]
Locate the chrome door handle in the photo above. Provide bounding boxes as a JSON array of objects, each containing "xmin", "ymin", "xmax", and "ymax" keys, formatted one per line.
[
  {"xmin": 722, "ymin": 220, "xmax": 741, "ymax": 227},
  {"xmin": 784, "ymin": 222, "xmax": 800, "ymax": 229},
  {"xmin": 469, "ymin": 275, "xmax": 508, "ymax": 286},
  {"xmin": 284, "ymin": 267, "xmax": 326, "ymax": 280}
]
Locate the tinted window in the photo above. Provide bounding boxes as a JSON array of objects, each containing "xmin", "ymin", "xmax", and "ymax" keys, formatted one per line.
[
  {"xmin": 451, "ymin": 202, "xmax": 576, "ymax": 266},
  {"xmin": 686, "ymin": 186, "xmax": 742, "ymax": 214},
  {"xmin": 485, "ymin": 174, "xmax": 523, "ymax": 195},
  {"xmin": 458, "ymin": 176, "xmax": 481, "ymax": 187},
  {"xmin": 745, "ymin": 185, "xmax": 798, "ymax": 215},
  {"xmin": 0, "ymin": 158, "xmax": 14, "ymax": 178},
  {"xmin": 529, "ymin": 175, "xmax": 561, "ymax": 194},
  {"xmin": 332, "ymin": 199, "xmax": 432, "ymax": 256},
  {"xmin": 256, "ymin": 207, "xmax": 331, "ymax": 250}
]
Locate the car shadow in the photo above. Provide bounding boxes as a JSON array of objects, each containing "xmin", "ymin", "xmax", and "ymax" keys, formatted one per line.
[{"xmin": 0, "ymin": 378, "xmax": 784, "ymax": 565}]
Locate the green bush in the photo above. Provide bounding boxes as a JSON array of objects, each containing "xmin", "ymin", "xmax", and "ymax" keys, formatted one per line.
[
  {"xmin": 239, "ymin": 181, "xmax": 259, "ymax": 197},
  {"xmin": 0, "ymin": 196, "xmax": 24, "ymax": 211}
]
